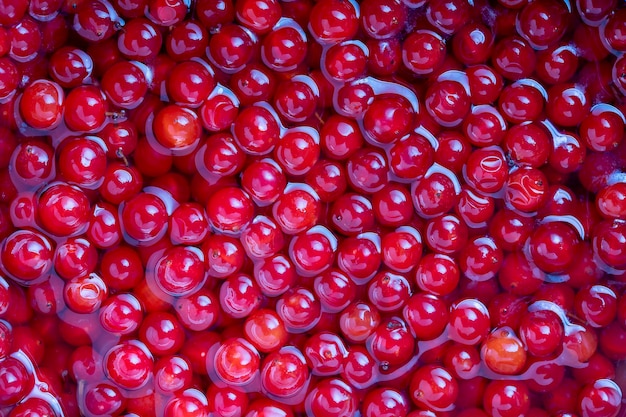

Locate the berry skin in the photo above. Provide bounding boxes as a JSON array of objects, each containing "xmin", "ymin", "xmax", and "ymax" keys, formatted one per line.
[
  {"xmin": 213, "ymin": 337, "xmax": 261, "ymax": 387},
  {"xmin": 19, "ymin": 79, "xmax": 64, "ymax": 130},
  {"xmin": 305, "ymin": 378, "xmax": 358, "ymax": 417},
  {"xmin": 483, "ymin": 380, "xmax": 531, "ymax": 417},
  {"xmin": 1, "ymin": 0, "xmax": 626, "ymax": 415},
  {"xmin": 409, "ymin": 364, "xmax": 458, "ymax": 412},
  {"xmin": 207, "ymin": 187, "xmax": 255, "ymax": 237},
  {"xmin": 309, "ymin": 0, "xmax": 359, "ymax": 44},
  {"xmin": 121, "ymin": 193, "xmax": 169, "ymax": 244},
  {"xmin": 261, "ymin": 346, "xmax": 309, "ymax": 399},
  {"xmin": 481, "ymin": 327, "xmax": 527, "ymax": 375},
  {"xmin": 38, "ymin": 183, "xmax": 91, "ymax": 237},
  {"xmin": 1, "ymin": 230, "xmax": 53, "ymax": 283},
  {"xmin": 153, "ymin": 105, "xmax": 202, "ymax": 153},
  {"xmin": 0, "ymin": 356, "xmax": 35, "ymax": 406},
  {"xmin": 104, "ymin": 341, "xmax": 154, "ymax": 391}
]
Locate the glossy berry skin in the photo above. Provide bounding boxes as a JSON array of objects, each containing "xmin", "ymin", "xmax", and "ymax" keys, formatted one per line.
[
  {"xmin": 276, "ymin": 287, "xmax": 321, "ymax": 333},
  {"xmin": 367, "ymin": 316, "xmax": 415, "ymax": 366},
  {"xmin": 208, "ymin": 24, "xmax": 255, "ymax": 72},
  {"xmin": 261, "ymin": 346, "xmax": 309, "ymax": 399},
  {"xmin": 403, "ymin": 292, "xmax": 448, "ymax": 340},
  {"xmin": 577, "ymin": 379, "xmax": 622, "ymax": 417},
  {"xmin": 547, "ymin": 83, "xmax": 591, "ymax": 127},
  {"xmin": 330, "ymin": 193, "xmax": 375, "ymax": 236},
  {"xmin": 528, "ymin": 221, "xmax": 580, "ymax": 273},
  {"xmin": 139, "ymin": 311, "xmax": 186, "ymax": 357},
  {"xmin": 483, "ymin": 380, "xmax": 531, "ymax": 417},
  {"xmin": 153, "ymin": 105, "xmax": 202, "ymax": 153},
  {"xmin": 1, "ymin": 230, "xmax": 53, "ymax": 282},
  {"xmin": 53, "ymin": 237, "xmax": 97, "ymax": 281},
  {"xmin": 154, "ymin": 246, "xmax": 206, "ymax": 297},
  {"xmin": 154, "ymin": 355, "xmax": 193, "ymax": 394},
  {"xmin": 465, "ymin": 148, "xmax": 509, "ymax": 195},
  {"xmin": 241, "ymin": 159, "xmax": 286, "ymax": 206},
  {"xmin": 517, "ymin": 0, "xmax": 569, "ymax": 48},
  {"xmin": 199, "ymin": 133, "xmax": 246, "ymax": 177},
  {"xmin": 337, "ymin": 233, "xmax": 382, "ymax": 283},
  {"xmin": 274, "ymin": 78, "xmax": 318, "ymax": 123},
  {"xmin": 59, "ymin": 137, "xmax": 108, "ymax": 189},
  {"xmin": 64, "ymin": 85, "xmax": 107, "ymax": 132},
  {"xmin": 207, "ymin": 187, "xmax": 254, "ymax": 236},
  {"xmin": 121, "ymin": 193, "xmax": 169, "ymax": 244},
  {"xmin": 312, "ymin": 269, "xmax": 354, "ymax": 313},
  {"xmin": 324, "ymin": 41, "xmax": 368, "ymax": 82},
  {"xmin": 481, "ymin": 327, "xmax": 527, "ymax": 375},
  {"xmin": 289, "ymin": 226, "xmax": 336, "ymax": 277},
  {"xmin": 19, "ymin": 79, "xmax": 64, "ymax": 130},
  {"xmin": 575, "ymin": 285, "xmax": 618, "ymax": 329},
  {"xmin": 101, "ymin": 61, "xmax": 148, "ymax": 109},
  {"xmin": 202, "ymin": 235, "xmax": 245, "ymax": 279},
  {"xmin": 459, "ymin": 236, "xmax": 503, "ymax": 282},
  {"xmin": 448, "ymin": 298, "xmax": 491, "ymax": 345},
  {"xmin": 467, "ymin": 64, "xmax": 504, "ymax": 105},
  {"xmin": 412, "ymin": 172, "xmax": 460, "ymax": 218},
  {"xmin": 169, "ymin": 202, "xmax": 209, "ymax": 245},
  {"xmin": 320, "ymin": 114, "xmax": 363, "ymax": 160},
  {"xmin": 99, "ymin": 293, "xmax": 143, "ymax": 335},
  {"xmin": 163, "ymin": 388, "xmax": 210, "ymax": 417},
  {"xmin": 0, "ymin": 0, "xmax": 625, "ymax": 415},
  {"xmin": 220, "ymin": 273, "xmax": 262, "ymax": 319},
  {"xmin": 117, "ymin": 18, "xmax": 162, "ymax": 61},
  {"xmin": 38, "ymin": 183, "xmax": 90, "ymax": 237},
  {"xmin": 206, "ymin": 384, "xmax": 249, "ymax": 417},
  {"xmin": 244, "ymin": 308, "xmax": 288, "ymax": 353},
  {"xmin": 274, "ymin": 127, "xmax": 320, "ymax": 177},
  {"xmin": 305, "ymin": 378, "xmax": 358, "ymax": 417},
  {"xmin": 100, "ymin": 245, "xmax": 144, "ymax": 291},
  {"xmin": 368, "ymin": 270, "xmax": 411, "ymax": 312},
  {"xmin": 272, "ymin": 185, "xmax": 320, "ymax": 235},
  {"xmin": 64, "ymin": 273, "xmax": 108, "ymax": 314},
  {"xmin": 165, "ymin": 19, "xmax": 208, "ymax": 61},
  {"xmin": 232, "ymin": 105, "xmax": 280, "ymax": 155},
  {"xmin": 381, "ymin": 227, "xmax": 422, "ymax": 273},
  {"xmin": 104, "ymin": 340, "xmax": 154, "ymax": 391},
  {"xmin": 416, "ymin": 254, "xmax": 460, "ymax": 296},
  {"xmin": 362, "ymin": 387, "xmax": 410, "ymax": 417},
  {"xmin": 402, "ymin": 30, "xmax": 446, "ymax": 76},
  {"xmin": 262, "ymin": 23, "xmax": 308, "ymax": 72},
  {"xmin": 0, "ymin": 356, "xmax": 34, "ymax": 406},
  {"xmin": 452, "ymin": 22, "xmax": 494, "ymax": 65},
  {"xmin": 0, "ymin": 57, "xmax": 18, "ymax": 101},
  {"xmin": 409, "ymin": 364, "xmax": 458, "ymax": 412},
  {"xmin": 491, "ymin": 36, "xmax": 536, "ymax": 81},
  {"xmin": 519, "ymin": 309, "xmax": 564, "ymax": 358},
  {"xmin": 213, "ymin": 337, "xmax": 261, "ymax": 387},
  {"xmin": 503, "ymin": 122, "xmax": 552, "ymax": 168},
  {"xmin": 308, "ymin": 0, "xmax": 359, "ymax": 44},
  {"xmin": 596, "ymin": 183, "xmax": 626, "ymax": 219},
  {"xmin": 425, "ymin": 76, "xmax": 471, "ymax": 128},
  {"xmin": 305, "ymin": 160, "xmax": 348, "ymax": 203}
]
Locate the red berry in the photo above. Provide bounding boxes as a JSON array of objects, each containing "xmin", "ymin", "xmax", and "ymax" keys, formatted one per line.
[
  {"xmin": 1, "ymin": 230, "xmax": 53, "ymax": 283},
  {"xmin": 104, "ymin": 340, "xmax": 153, "ymax": 390},
  {"xmin": 409, "ymin": 364, "xmax": 458, "ymax": 412},
  {"xmin": 305, "ymin": 378, "xmax": 357, "ymax": 417},
  {"xmin": 19, "ymin": 79, "xmax": 64, "ymax": 130},
  {"xmin": 213, "ymin": 337, "xmax": 260, "ymax": 386}
]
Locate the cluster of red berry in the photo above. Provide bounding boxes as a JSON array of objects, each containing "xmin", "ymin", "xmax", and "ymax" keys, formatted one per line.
[{"xmin": 0, "ymin": 0, "xmax": 625, "ymax": 416}]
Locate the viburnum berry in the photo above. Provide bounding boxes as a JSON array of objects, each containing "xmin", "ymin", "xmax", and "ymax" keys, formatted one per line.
[
  {"xmin": 409, "ymin": 364, "xmax": 458, "ymax": 412},
  {"xmin": 0, "ymin": 0, "xmax": 625, "ymax": 415},
  {"xmin": 19, "ymin": 79, "xmax": 64, "ymax": 130}
]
